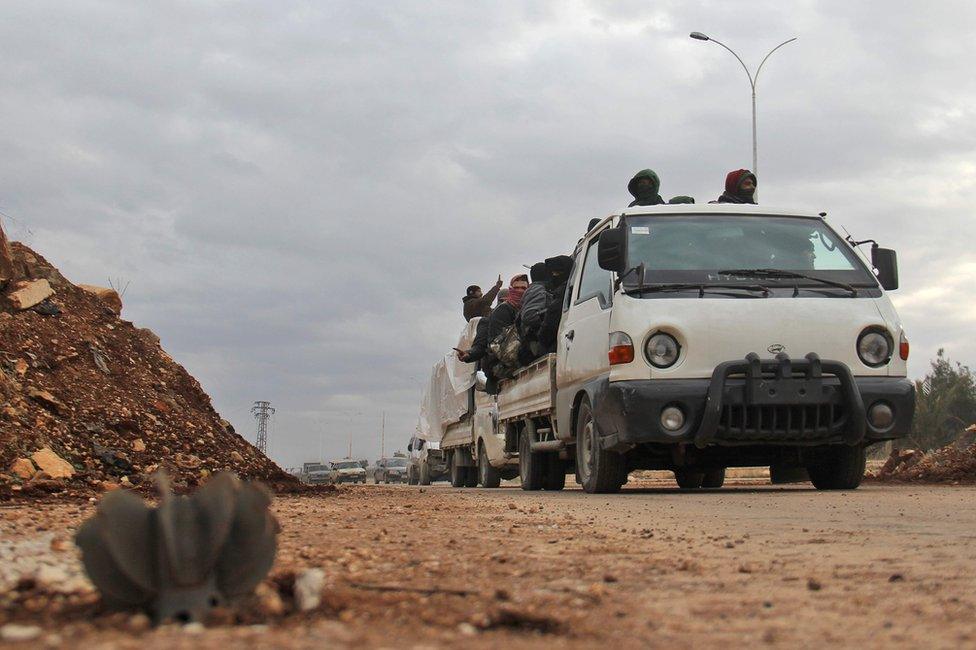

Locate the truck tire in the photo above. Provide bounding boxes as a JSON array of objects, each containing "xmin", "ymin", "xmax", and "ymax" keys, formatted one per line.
[
  {"xmin": 542, "ymin": 455, "xmax": 566, "ymax": 491},
  {"xmin": 519, "ymin": 429, "xmax": 544, "ymax": 491},
  {"xmin": 701, "ymin": 468, "xmax": 726, "ymax": 488},
  {"xmin": 805, "ymin": 445, "xmax": 866, "ymax": 490},
  {"xmin": 407, "ymin": 466, "xmax": 418, "ymax": 485},
  {"xmin": 463, "ymin": 466, "xmax": 478, "ymax": 488},
  {"xmin": 478, "ymin": 444, "xmax": 501, "ymax": 488},
  {"xmin": 674, "ymin": 469, "xmax": 704, "ymax": 489},
  {"xmin": 576, "ymin": 397, "xmax": 625, "ymax": 494},
  {"xmin": 450, "ymin": 451, "xmax": 466, "ymax": 488},
  {"xmin": 419, "ymin": 461, "xmax": 431, "ymax": 486}
]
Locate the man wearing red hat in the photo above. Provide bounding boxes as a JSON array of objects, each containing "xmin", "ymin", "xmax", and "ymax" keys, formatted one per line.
[{"xmin": 713, "ymin": 169, "xmax": 757, "ymax": 204}]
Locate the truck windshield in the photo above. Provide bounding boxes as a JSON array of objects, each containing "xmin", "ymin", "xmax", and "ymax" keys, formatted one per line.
[
  {"xmin": 333, "ymin": 461, "xmax": 359, "ymax": 469},
  {"xmin": 623, "ymin": 215, "xmax": 877, "ymax": 288},
  {"xmin": 387, "ymin": 458, "xmax": 408, "ymax": 467}
]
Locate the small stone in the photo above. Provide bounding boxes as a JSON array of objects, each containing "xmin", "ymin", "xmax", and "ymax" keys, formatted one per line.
[
  {"xmin": 27, "ymin": 389, "xmax": 66, "ymax": 416},
  {"xmin": 183, "ymin": 622, "xmax": 204, "ymax": 634},
  {"xmin": 508, "ymin": 503, "xmax": 517, "ymax": 510},
  {"xmin": 9, "ymin": 457, "xmax": 36, "ymax": 480},
  {"xmin": 128, "ymin": 613, "xmax": 151, "ymax": 632},
  {"xmin": 255, "ymin": 583, "xmax": 284, "ymax": 616},
  {"xmin": 132, "ymin": 438, "xmax": 146, "ymax": 453},
  {"xmin": 888, "ymin": 573, "xmax": 904, "ymax": 582},
  {"xmin": 457, "ymin": 622, "xmax": 478, "ymax": 636},
  {"xmin": 806, "ymin": 578, "xmax": 822, "ymax": 591},
  {"xmin": 1, "ymin": 624, "xmax": 42, "ymax": 642},
  {"xmin": 294, "ymin": 568, "xmax": 326, "ymax": 611},
  {"xmin": 230, "ymin": 451, "xmax": 244, "ymax": 463},
  {"xmin": 30, "ymin": 447, "xmax": 74, "ymax": 479},
  {"xmin": 5, "ymin": 279, "xmax": 54, "ymax": 310},
  {"xmin": 35, "ymin": 564, "xmax": 69, "ymax": 588},
  {"xmin": 98, "ymin": 480, "xmax": 121, "ymax": 492}
]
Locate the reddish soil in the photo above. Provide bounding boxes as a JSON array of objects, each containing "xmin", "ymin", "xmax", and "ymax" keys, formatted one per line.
[
  {"xmin": 0, "ymin": 243, "xmax": 296, "ymax": 498},
  {"xmin": 1, "ymin": 482, "xmax": 973, "ymax": 648}
]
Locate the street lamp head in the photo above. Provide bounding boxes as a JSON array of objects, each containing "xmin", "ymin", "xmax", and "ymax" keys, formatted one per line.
[{"xmin": 690, "ymin": 31, "xmax": 710, "ymax": 41}]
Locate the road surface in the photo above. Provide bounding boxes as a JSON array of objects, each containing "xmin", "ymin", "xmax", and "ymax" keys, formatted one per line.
[{"xmin": 1, "ymin": 481, "xmax": 973, "ymax": 648}]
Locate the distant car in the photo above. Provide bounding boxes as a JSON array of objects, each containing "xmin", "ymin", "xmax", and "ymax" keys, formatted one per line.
[
  {"xmin": 300, "ymin": 462, "xmax": 334, "ymax": 485},
  {"xmin": 373, "ymin": 457, "xmax": 409, "ymax": 484},
  {"xmin": 330, "ymin": 459, "xmax": 368, "ymax": 484},
  {"xmin": 406, "ymin": 436, "xmax": 449, "ymax": 485}
]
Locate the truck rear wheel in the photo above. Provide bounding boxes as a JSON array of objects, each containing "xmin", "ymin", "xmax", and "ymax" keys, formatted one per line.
[
  {"xmin": 519, "ymin": 429, "xmax": 544, "ymax": 491},
  {"xmin": 450, "ymin": 451, "xmax": 466, "ymax": 488},
  {"xmin": 576, "ymin": 397, "xmax": 625, "ymax": 494},
  {"xmin": 419, "ymin": 461, "xmax": 431, "ymax": 486},
  {"xmin": 407, "ymin": 466, "xmax": 418, "ymax": 485},
  {"xmin": 478, "ymin": 444, "xmax": 501, "ymax": 488},
  {"xmin": 701, "ymin": 468, "xmax": 725, "ymax": 488},
  {"xmin": 674, "ymin": 469, "xmax": 704, "ymax": 489},
  {"xmin": 805, "ymin": 445, "xmax": 866, "ymax": 490}
]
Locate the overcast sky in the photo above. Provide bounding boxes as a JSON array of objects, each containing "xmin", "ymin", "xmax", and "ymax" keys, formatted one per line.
[{"xmin": 2, "ymin": 1, "xmax": 974, "ymax": 469}]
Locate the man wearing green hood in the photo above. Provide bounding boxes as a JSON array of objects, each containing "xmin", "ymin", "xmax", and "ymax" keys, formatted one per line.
[{"xmin": 627, "ymin": 169, "xmax": 666, "ymax": 207}]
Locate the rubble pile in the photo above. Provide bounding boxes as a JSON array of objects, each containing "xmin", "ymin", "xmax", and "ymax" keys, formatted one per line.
[
  {"xmin": 0, "ymin": 242, "xmax": 297, "ymax": 497},
  {"xmin": 875, "ymin": 440, "xmax": 976, "ymax": 484}
]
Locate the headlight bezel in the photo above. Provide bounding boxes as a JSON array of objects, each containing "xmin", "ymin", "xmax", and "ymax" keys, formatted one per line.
[
  {"xmin": 857, "ymin": 327, "xmax": 893, "ymax": 368},
  {"xmin": 644, "ymin": 331, "xmax": 681, "ymax": 369}
]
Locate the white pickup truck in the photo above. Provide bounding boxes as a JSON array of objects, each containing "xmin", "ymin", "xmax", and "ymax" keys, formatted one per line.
[{"xmin": 487, "ymin": 203, "xmax": 915, "ymax": 493}]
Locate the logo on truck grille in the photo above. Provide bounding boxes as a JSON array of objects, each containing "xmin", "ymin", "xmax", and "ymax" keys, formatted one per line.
[{"xmin": 767, "ymin": 344, "xmax": 786, "ymax": 354}]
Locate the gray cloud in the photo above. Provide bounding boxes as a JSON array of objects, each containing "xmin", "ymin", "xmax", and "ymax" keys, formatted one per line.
[{"xmin": 2, "ymin": 1, "xmax": 974, "ymax": 468}]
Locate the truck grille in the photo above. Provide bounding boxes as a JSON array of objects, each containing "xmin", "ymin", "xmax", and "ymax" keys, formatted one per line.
[{"xmin": 717, "ymin": 402, "xmax": 847, "ymax": 442}]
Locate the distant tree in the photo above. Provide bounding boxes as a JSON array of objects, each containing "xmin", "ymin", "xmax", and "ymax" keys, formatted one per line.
[{"xmin": 910, "ymin": 349, "xmax": 976, "ymax": 450}]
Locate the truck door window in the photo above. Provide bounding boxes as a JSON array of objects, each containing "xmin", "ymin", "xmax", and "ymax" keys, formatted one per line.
[
  {"xmin": 562, "ymin": 255, "xmax": 579, "ymax": 312},
  {"xmin": 575, "ymin": 236, "xmax": 612, "ymax": 308}
]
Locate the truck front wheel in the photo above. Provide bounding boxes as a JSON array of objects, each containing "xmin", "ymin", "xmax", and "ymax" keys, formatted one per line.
[
  {"xmin": 674, "ymin": 469, "xmax": 704, "ymax": 489},
  {"xmin": 576, "ymin": 397, "xmax": 625, "ymax": 494},
  {"xmin": 419, "ymin": 461, "xmax": 431, "ymax": 485},
  {"xmin": 478, "ymin": 444, "xmax": 501, "ymax": 488},
  {"xmin": 805, "ymin": 445, "xmax": 866, "ymax": 490},
  {"xmin": 701, "ymin": 468, "xmax": 726, "ymax": 488}
]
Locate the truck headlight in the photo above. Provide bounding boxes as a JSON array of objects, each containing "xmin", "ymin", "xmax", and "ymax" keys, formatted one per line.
[
  {"xmin": 857, "ymin": 327, "xmax": 892, "ymax": 367},
  {"xmin": 645, "ymin": 332, "xmax": 680, "ymax": 369}
]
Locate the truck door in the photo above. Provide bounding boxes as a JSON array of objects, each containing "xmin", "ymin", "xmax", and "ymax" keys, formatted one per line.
[{"xmin": 555, "ymin": 233, "xmax": 613, "ymax": 433}]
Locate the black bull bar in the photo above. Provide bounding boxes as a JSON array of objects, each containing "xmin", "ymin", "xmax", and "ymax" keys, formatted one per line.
[{"xmin": 695, "ymin": 352, "xmax": 866, "ymax": 448}]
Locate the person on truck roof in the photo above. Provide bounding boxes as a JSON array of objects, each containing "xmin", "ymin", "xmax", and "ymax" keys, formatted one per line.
[
  {"xmin": 462, "ymin": 275, "xmax": 503, "ymax": 321},
  {"xmin": 518, "ymin": 262, "xmax": 550, "ymax": 365},
  {"xmin": 668, "ymin": 195, "xmax": 696, "ymax": 204},
  {"xmin": 712, "ymin": 169, "xmax": 757, "ymax": 204},
  {"xmin": 627, "ymin": 169, "xmax": 666, "ymax": 206}
]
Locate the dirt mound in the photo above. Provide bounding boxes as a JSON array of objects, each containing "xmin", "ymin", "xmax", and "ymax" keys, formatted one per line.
[
  {"xmin": 0, "ymin": 242, "xmax": 297, "ymax": 498},
  {"xmin": 874, "ymin": 441, "xmax": 976, "ymax": 484}
]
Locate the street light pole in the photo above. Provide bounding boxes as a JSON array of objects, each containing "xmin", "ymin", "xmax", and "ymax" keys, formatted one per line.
[{"xmin": 690, "ymin": 32, "xmax": 797, "ymax": 182}]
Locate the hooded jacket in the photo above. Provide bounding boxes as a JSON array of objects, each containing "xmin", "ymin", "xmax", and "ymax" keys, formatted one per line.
[
  {"xmin": 714, "ymin": 169, "xmax": 757, "ymax": 204},
  {"xmin": 627, "ymin": 169, "xmax": 666, "ymax": 207},
  {"xmin": 462, "ymin": 281, "xmax": 501, "ymax": 321}
]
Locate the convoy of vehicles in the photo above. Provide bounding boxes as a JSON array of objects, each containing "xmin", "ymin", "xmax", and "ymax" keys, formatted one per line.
[
  {"xmin": 426, "ymin": 204, "xmax": 915, "ymax": 493},
  {"xmin": 406, "ymin": 435, "xmax": 449, "ymax": 485},
  {"xmin": 373, "ymin": 456, "xmax": 409, "ymax": 484}
]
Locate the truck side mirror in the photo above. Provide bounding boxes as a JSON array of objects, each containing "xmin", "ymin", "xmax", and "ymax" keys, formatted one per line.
[
  {"xmin": 598, "ymin": 228, "xmax": 626, "ymax": 273},
  {"xmin": 872, "ymin": 246, "xmax": 898, "ymax": 291},
  {"xmin": 407, "ymin": 442, "xmax": 413, "ymax": 452}
]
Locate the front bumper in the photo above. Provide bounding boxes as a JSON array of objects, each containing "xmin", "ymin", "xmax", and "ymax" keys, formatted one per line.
[
  {"xmin": 335, "ymin": 474, "xmax": 366, "ymax": 483},
  {"xmin": 595, "ymin": 353, "xmax": 915, "ymax": 449}
]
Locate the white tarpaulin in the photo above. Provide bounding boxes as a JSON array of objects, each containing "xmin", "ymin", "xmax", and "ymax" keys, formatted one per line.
[{"xmin": 418, "ymin": 319, "xmax": 480, "ymax": 441}]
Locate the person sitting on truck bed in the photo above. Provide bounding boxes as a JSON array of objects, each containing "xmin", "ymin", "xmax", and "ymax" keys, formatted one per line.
[
  {"xmin": 456, "ymin": 284, "xmax": 518, "ymax": 364},
  {"xmin": 518, "ymin": 262, "xmax": 550, "ymax": 365},
  {"xmin": 668, "ymin": 195, "xmax": 695, "ymax": 204},
  {"xmin": 538, "ymin": 255, "xmax": 574, "ymax": 353},
  {"xmin": 711, "ymin": 169, "xmax": 757, "ymax": 204},
  {"xmin": 462, "ymin": 275, "xmax": 503, "ymax": 321},
  {"xmin": 627, "ymin": 169, "xmax": 666, "ymax": 206}
]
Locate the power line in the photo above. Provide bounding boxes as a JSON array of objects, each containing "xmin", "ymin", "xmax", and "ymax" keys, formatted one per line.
[{"xmin": 250, "ymin": 400, "xmax": 275, "ymax": 455}]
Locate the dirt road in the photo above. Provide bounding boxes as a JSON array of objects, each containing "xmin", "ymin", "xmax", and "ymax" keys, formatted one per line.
[{"xmin": 2, "ymin": 482, "xmax": 974, "ymax": 648}]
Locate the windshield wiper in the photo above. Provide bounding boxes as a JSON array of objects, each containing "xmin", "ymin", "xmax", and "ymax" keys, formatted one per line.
[
  {"xmin": 718, "ymin": 268, "xmax": 858, "ymax": 296},
  {"xmin": 624, "ymin": 283, "xmax": 770, "ymax": 298}
]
